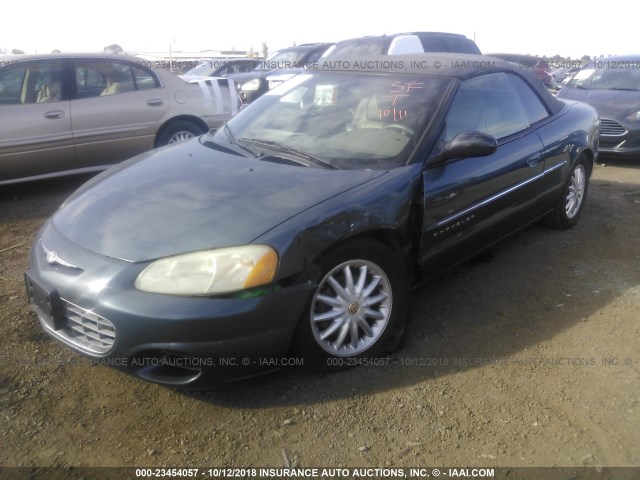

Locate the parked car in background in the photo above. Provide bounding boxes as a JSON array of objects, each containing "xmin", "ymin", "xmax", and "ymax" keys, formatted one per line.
[
  {"xmin": 0, "ymin": 54, "xmax": 239, "ymax": 185},
  {"xmin": 267, "ymin": 32, "xmax": 481, "ymax": 91},
  {"xmin": 323, "ymin": 32, "xmax": 480, "ymax": 58},
  {"xmin": 552, "ymin": 66, "xmax": 581, "ymax": 85},
  {"xmin": 230, "ymin": 44, "xmax": 331, "ymax": 103},
  {"xmin": 26, "ymin": 54, "xmax": 598, "ymax": 388},
  {"xmin": 557, "ymin": 55, "xmax": 640, "ymax": 159},
  {"xmin": 181, "ymin": 58, "xmax": 262, "ymax": 78},
  {"xmin": 488, "ymin": 54, "xmax": 556, "ymax": 89}
]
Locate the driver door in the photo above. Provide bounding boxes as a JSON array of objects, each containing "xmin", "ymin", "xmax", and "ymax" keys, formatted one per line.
[{"xmin": 419, "ymin": 72, "xmax": 551, "ymax": 269}]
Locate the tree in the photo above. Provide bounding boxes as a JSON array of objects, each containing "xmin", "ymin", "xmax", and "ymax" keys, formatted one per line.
[
  {"xmin": 51, "ymin": 49, "xmax": 61, "ymax": 54},
  {"xmin": 11, "ymin": 48, "xmax": 25, "ymax": 54},
  {"xmin": 104, "ymin": 44, "xmax": 123, "ymax": 54},
  {"xmin": 261, "ymin": 41, "xmax": 268, "ymax": 59},
  {"xmin": 581, "ymin": 55, "xmax": 591, "ymax": 65}
]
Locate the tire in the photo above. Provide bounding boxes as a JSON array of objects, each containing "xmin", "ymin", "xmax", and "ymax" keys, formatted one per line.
[
  {"xmin": 544, "ymin": 155, "xmax": 590, "ymax": 230},
  {"xmin": 293, "ymin": 239, "xmax": 411, "ymax": 372},
  {"xmin": 156, "ymin": 121, "xmax": 205, "ymax": 146}
]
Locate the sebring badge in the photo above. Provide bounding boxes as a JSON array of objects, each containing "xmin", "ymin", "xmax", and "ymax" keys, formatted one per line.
[{"xmin": 42, "ymin": 244, "xmax": 79, "ymax": 269}]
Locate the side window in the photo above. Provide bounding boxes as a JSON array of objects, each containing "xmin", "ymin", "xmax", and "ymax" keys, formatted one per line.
[
  {"xmin": 449, "ymin": 38, "xmax": 481, "ymax": 54},
  {"xmin": 445, "ymin": 72, "xmax": 531, "ymax": 141},
  {"xmin": 33, "ymin": 62, "xmax": 65, "ymax": 104},
  {"xmin": 5, "ymin": 60, "xmax": 65, "ymax": 104},
  {"xmin": 419, "ymin": 38, "xmax": 449, "ymax": 52},
  {"xmin": 0, "ymin": 64, "xmax": 27, "ymax": 104},
  {"xmin": 133, "ymin": 65, "xmax": 158, "ymax": 90},
  {"xmin": 507, "ymin": 74, "xmax": 550, "ymax": 125},
  {"xmin": 99, "ymin": 62, "xmax": 135, "ymax": 96},
  {"xmin": 76, "ymin": 65, "xmax": 107, "ymax": 98},
  {"xmin": 74, "ymin": 60, "xmax": 158, "ymax": 98}
]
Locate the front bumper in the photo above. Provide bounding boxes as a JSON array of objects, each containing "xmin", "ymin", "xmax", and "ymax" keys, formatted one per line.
[
  {"xmin": 597, "ymin": 119, "xmax": 640, "ymax": 159},
  {"xmin": 25, "ymin": 222, "xmax": 314, "ymax": 388},
  {"xmin": 597, "ymin": 140, "xmax": 640, "ymax": 159}
]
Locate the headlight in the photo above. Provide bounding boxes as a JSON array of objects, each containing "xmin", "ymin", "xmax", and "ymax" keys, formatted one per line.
[
  {"xmin": 135, "ymin": 245, "xmax": 278, "ymax": 295},
  {"xmin": 241, "ymin": 78, "xmax": 262, "ymax": 91},
  {"xmin": 626, "ymin": 111, "xmax": 640, "ymax": 121}
]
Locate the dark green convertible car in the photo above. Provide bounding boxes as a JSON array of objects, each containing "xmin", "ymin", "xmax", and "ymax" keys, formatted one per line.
[{"xmin": 25, "ymin": 54, "xmax": 599, "ymax": 387}]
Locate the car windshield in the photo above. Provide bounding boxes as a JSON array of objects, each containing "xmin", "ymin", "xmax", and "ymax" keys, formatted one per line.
[
  {"xmin": 206, "ymin": 71, "xmax": 450, "ymax": 169},
  {"xmin": 567, "ymin": 63, "xmax": 640, "ymax": 90}
]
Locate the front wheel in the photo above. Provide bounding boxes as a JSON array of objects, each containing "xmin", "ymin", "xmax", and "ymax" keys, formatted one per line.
[
  {"xmin": 544, "ymin": 155, "xmax": 590, "ymax": 230},
  {"xmin": 293, "ymin": 240, "xmax": 411, "ymax": 372},
  {"xmin": 156, "ymin": 121, "xmax": 205, "ymax": 146}
]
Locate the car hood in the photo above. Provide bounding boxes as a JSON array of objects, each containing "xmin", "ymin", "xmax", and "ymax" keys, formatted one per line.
[
  {"xmin": 52, "ymin": 140, "xmax": 386, "ymax": 263},
  {"xmin": 558, "ymin": 87, "xmax": 640, "ymax": 119}
]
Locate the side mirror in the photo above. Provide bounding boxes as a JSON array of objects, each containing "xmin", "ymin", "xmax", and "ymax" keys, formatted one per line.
[{"xmin": 443, "ymin": 131, "xmax": 498, "ymax": 160}]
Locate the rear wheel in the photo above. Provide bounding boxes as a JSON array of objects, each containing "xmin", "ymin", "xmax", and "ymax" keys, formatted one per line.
[
  {"xmin": 294, "ymin": 240, "xmax": 410, "ymax": 371},
  {"xmin": 157, "ymin": 121, "xmax": 205, "ymax": 146},
  {"xmin": 544, "ymin": 155, "xmax": 589, "ymax": 229}
]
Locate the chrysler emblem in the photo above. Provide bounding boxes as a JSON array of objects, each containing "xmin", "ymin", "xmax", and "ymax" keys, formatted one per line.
[
  {"xmin": 42, "ymin": 244, "xmax": 79, "ymax": 269},
  {"xmin": 46, "ymin": 250, "xmax": 58, "ymax": 264}
]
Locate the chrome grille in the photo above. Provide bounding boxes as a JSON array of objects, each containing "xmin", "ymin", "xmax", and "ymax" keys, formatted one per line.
[
  {"xmin": 598, "ymin": 138, "xmax": 624, "ymax": 150},
  {"xmin": 600, "ymin": 119, "xmax": 627, "ymax": 136},
  {"xmin": 59, "ymin": 299, "xmax": 115, "ymax": 354}
]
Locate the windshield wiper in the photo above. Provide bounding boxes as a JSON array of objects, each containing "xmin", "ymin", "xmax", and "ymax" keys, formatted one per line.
[
  {"xmin": 213, "ymin": 123, "xmax": 260, "ymax": 157},
  {"xmin": 224, "ymin": 123, "xmax": 236, "ymax": 142},
  {"xmin": 609, "ymin": 87, "xmax": 640, "ymax": 91},
  {"xmin": 238, "ymin": 138, "xmax": 335, "ymax": 168}
]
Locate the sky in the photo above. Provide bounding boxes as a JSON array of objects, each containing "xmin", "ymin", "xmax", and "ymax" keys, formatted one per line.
[{"xmin": 0, "ymin": 0, "xmax": 634, "ymax": 59}]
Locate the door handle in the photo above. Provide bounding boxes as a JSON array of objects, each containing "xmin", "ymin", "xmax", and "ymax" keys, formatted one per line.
[
  {"xmin": 146, "ymin": 99, "xmax": 164, "ymax": 106},
  {"xmin": 44, "ymin": 110, "xmax": 65, "ymax": 119},
  {"xmin": 527, "ymin": 153, "xmax": 544, "ymax": 167}
]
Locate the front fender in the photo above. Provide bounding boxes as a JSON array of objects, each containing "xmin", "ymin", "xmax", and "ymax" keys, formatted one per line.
[{"xmin": 255, "ymin": 163, "xmax": 424, "ymax": 283}]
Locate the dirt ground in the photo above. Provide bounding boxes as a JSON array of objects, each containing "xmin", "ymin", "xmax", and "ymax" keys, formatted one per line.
[{"xmin": 0, "ymin": 160, "xmax": 639, "ymax": 476}]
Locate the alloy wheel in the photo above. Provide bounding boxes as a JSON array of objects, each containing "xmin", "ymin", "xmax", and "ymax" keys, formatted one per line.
[
  {"xmin": 310, "ymin": 259, "xmax": 392, "ymax": 356},
  {"xmin": 566, "ymin": 164, "xmax": 586, "ymax": 219}
]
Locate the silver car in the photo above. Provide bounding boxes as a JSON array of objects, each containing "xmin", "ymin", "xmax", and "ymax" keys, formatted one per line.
[{"xmin": 0, "ymin": 54, "xmax": 239, "ymax": 185}]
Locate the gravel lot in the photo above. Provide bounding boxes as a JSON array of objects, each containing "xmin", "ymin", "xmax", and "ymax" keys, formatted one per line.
[{"xmin": 1, "ymin": 161, "xmax": 639, "ymax": 476}]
